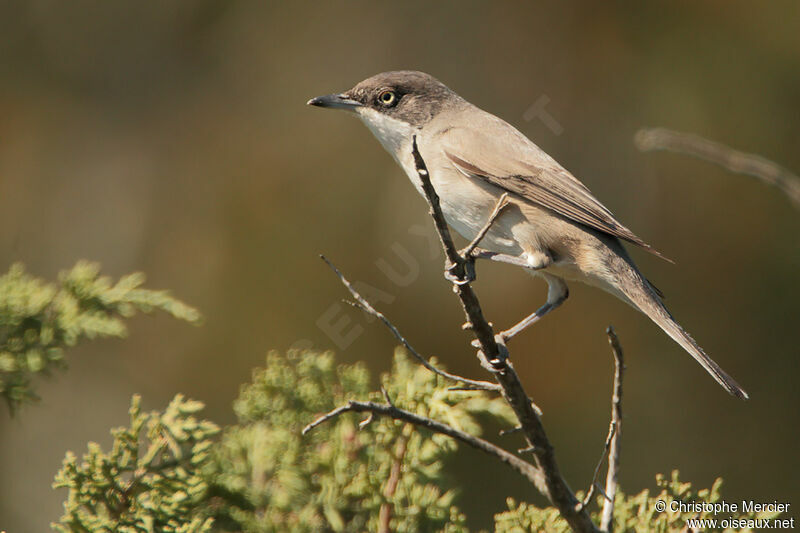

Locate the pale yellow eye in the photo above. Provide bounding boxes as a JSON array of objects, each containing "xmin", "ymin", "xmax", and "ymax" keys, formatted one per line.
[{"xmin": 378, "ymin": 90, "xmax": 397, "ymax": 106}]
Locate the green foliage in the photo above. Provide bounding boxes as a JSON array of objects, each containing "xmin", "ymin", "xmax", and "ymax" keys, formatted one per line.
[
  {"xmin": 0, "ymin": 261, "xmax": 201, "ymax": 411},
  {"xmin": 52, "ymin": 348, "xmax": 516, "ymax": 532},
  {"xmin": 53, "ymin": 394, "xmax": 220, "ymax": 533},
  {"xmin": 52, "ymin": 347, "xmax": 778, "ymax": 532},
  {"xmin": 495, "ymin": 471, "xmax": 783, "ymax": 532},
  {"xmin": 208, "ymin": 348, "xmax": 514, "ymax": 532}
]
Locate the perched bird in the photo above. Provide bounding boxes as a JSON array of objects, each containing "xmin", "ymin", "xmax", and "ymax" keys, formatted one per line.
[{"xmin": 308, "ymin": 71, "xmax": 747, "ymax": 399}]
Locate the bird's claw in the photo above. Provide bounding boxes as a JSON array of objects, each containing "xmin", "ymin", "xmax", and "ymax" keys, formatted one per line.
[
  {"xmin": 472, "ymin": 335, "xmax": 508, "ymax": 371},
  {"xmin": 444, "ymin": 258, "xmax": 475, "ymax": 285},
  {"xmin": 492, "ymin": 335, "xmax": 509, "ymax": 362}
]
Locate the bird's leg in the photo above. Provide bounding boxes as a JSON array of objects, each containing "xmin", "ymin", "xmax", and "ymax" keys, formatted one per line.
[
  {"xmin": 499, "ymin": 274, "xmax": 568, "ymax": 342},
  {"xmin": 444, "ymin": 256, "xmax": 475, "ymax": 285}
]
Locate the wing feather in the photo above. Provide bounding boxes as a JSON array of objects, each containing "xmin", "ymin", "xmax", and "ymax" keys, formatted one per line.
[{"xmin": 439, "ymin": 125, "xmax": 671, "ymax": 262}]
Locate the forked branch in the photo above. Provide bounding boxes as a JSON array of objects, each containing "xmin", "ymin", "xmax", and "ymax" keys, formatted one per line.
[
  {"xmin": 578, "ymin": 326, "xmax": 625, "ymax": 532},
  {"xmin": 302, "ymin": 397, "xmax": 544, "ymax": 488},
  {"xmin": 320, "ymin": 254, "xmax": 500, "ymax": 393},
  {"xmin": 312, "ymin": 137, "xmax": 629, "ymax": 533},
  {"xmin": 600, "ymin": 326, "xmax": 625, "ymax": 532},
  {"xmin": 409, "ymin": 136, "xmax": 599, "ymax": 533}
]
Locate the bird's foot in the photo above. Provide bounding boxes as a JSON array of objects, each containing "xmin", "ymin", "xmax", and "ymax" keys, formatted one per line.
[
  {"xmin": 471, "ymin": 336, "xmax": 508, "ymax": 370},
  {"xmin": 444, "ymin": 257, "xmax": 475, "ymax": 285}
]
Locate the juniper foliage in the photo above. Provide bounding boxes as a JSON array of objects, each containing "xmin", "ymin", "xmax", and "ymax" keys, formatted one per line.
[
  {"xmin": 53, "ymin": 394, "xmax": 219, "ymax": 533},
  {"xmin": 207, "ymin": 348, "xmax": 514, "ymax": 532},
  {"xmin": 495, "ymin": 471, "xmax": 782, "ymax": 532},
  {"xmin": 52, "ymin": 348, "xmax": 782, "ymax": 532},
  {"xmin": 0, "ymin": 261, "xmax": 200, "ymax": 412},
  {"xmin": 20, "ymin": 260, "xmax": 781, "ymax": 532}
]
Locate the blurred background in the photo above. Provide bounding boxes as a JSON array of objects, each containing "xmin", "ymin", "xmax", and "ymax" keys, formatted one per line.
[{"xmin": 1, "ymin": 1, "xmax": 798, "ymax": 530}]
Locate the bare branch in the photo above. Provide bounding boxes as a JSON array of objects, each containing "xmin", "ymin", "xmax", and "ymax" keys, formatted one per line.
[
  {"xmin": 461, "ymin": 193, "xmax": 510, "ymax": 258},
  {"xmin": 380, "ymin": 386, "xmax": 394, "ymax": 406},
  {"xmin": 577, "ymin": 421, "xmax": 616, "ymax": 512},
  {"xmin": 302, "ymin": 399, "xmax": 544, "ymax": 488},
  {"xmin": 358, "ymin": 413, "xmax": 374, "ymax": 430},
  {"xmin": 577, "ymin": 327, "xmax": 625, "ymax": 524},
  {"xmin": 302, "ymin": 404, "xmax": 352, "ymax": 433},
  {"xmin": 410, "ymin": 136, "xmax": 599, "ymax": 533},
  {"xmin": 635, "ymin": 127, "xmax": 800, "ymax": 210},
  {"xmin": 600, "ymin": 326, "xmax": 625, "ymax": 533},
  {"xmin": 320, "ymin": 254, "xmax": 500, "ymax": 393}
]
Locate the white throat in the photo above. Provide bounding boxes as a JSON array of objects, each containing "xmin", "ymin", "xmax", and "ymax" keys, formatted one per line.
[
  {"xmin": 355, "ymin": 107, "xmax": 431, "ymax": 200},
  {"xmin": 356, "ymin": 107, "xmax": 416, "ymax": 162}
]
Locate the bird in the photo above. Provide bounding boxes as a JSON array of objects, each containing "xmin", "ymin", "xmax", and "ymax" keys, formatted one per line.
[{"xmin": 308, "ymin": 70, "xmax": 747, "ymax": 399}]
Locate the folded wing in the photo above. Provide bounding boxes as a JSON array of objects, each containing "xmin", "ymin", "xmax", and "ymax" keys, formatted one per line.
[{"xmin": 439, "ymin": 124, "xmax": 671, "ymax": 262}]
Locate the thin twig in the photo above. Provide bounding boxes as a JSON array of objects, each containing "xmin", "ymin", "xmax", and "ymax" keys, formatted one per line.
[
  {"xmin": 577, "ymin": 422, "xmax": 617, "ymax": 512},
  {"xmin": 635, "ymin": 127, "xmax": 800, "ymax": 210},
  {"xmin": 461, "ymin": 193, "xmax": 510, "ymax": 258},
  {"xmin": 410, "ymin": 136, "xmax": 599, "ymax": 533},
  {"xmin": 447, "ymin": 385, "xmax": 496, "ymax": 391},
  {"xmin": 302, "ymin": 399, "xmax": 544, "ymax": 488},
  {"xmin": 320, "ymin": 254, "xmax": 500, "ymax": 393},
  {"xmin": 600, "ymin": 326, "xmax": 625, "ymax": 532},
  {"xmin": 358, "ymin": 413, "xmax": 374, "ymax": 430},
  {"xmin": 381, "ymin": 386, "xmax": 394, "ymax": 406}
]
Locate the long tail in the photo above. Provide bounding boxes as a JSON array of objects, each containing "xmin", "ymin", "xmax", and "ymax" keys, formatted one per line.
[{"xmin": 607, "ymin": 254, "xmax": 749, "ymax": 399}]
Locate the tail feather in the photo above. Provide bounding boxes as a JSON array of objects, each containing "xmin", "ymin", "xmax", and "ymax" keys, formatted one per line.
[{"xmin": 609, "ymin": 256, "xmax": 748, "ymax": 399}]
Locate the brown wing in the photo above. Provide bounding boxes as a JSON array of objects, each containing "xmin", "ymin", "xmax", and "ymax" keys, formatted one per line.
[{"xmin": 439, "ymin": 124, "xmax": 672, "ymax": 262}]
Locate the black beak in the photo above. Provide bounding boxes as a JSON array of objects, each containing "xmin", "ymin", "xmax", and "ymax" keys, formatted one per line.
[{"xmin": 307, "ymin": 93, "xmax": 362, "ymax": 111}]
